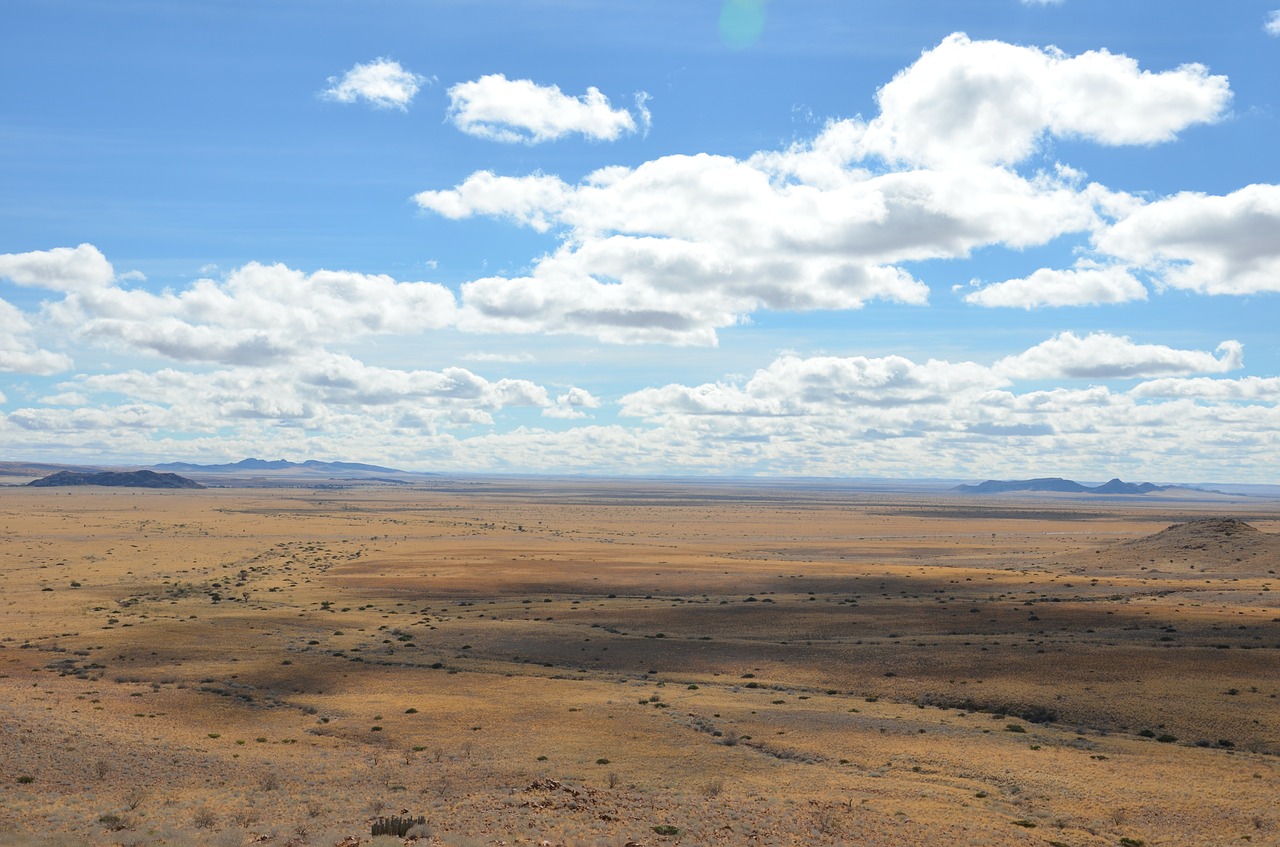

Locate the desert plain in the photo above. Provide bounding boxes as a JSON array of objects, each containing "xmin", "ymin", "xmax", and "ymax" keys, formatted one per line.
[{"xmin": 1, "ymin": 478, "xmax": 1278, "ymax": 847}]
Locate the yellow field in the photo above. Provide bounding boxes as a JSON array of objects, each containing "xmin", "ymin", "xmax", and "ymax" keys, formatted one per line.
[{"xmin": 1, "ymin": 482, "xmax": 1277, "ymax": 846}]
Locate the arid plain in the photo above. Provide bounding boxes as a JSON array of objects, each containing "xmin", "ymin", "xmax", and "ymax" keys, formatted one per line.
[{"xmin": 1, "ymin": 478, "xmax": 1278, "ymax": 847}]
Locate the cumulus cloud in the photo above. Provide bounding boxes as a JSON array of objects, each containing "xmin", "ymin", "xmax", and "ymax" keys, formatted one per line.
[
  {"xmin": 1267, "ymin": 11, "xmax": 1280, "ymax": 36},
  {"xmin": 544, "ymin": 386, "xmax": 602, "ymax": 419},
  {"xmin": 0, "ymin": 298, "xmax": 73, "ymax": 375},
  {"xmin": 993, "ymin": 331, "xmax": 1243, "ymax": 380},
  {"xmin": 965, "ymin": 262, "xmax": 1147, "ymax": 308},
  {"xmin": 322, "ymin": 58, "xmax": 428, "ymax": 111},
  {"xmin": 0, "ymin": 243, "xmax": 114, "ymax": 292},
  {"xmin": 53, "ymin": 355, "xmax": 568, "ymax": 436},
  {"xmin": 417, "ymin": 151, "xmax": 1105, "ymax": 343},
  {"xmin": 446, "ymin": 75, "xmax": 641, "ymax": 143},
  {"xmin": 1094, "ymin": 183, "xmax": 1280, "ymax": 294},
  {"xmin": 857, "ymin": 33, "xmax": 1230, "ymax": 167},
  {"xmin": 33, "ymin": 256, "xmax": 458, "ymax": 366},
  {"xmin": 414, "ymin": 34, "xmax": 1231, "ymax": 344},
  {"xmin": 621, "ymin": 353, "xmax": 1007, "ymax": 420},
  {"xmin": 1131, "ymin": 376, "xmax": 1280, "ymax": 401}
]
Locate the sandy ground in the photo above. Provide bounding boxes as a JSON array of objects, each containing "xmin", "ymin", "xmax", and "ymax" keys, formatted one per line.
[{"xmin": 1, "ymin": 481, "xmax": 1278, "ymax": 846}]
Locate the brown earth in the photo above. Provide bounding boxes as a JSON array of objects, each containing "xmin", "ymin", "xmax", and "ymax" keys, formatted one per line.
[{"xmin": 0, "ymin": 482, "xmax": 1277, "ymax": 847}]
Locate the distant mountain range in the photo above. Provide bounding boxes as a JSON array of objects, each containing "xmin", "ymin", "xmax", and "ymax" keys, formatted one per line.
[
  {"xmin": 952, "ymin": 477, "xmax": 1204, "ymax": 495},
  {"xmin": 149, "ymin": 458, "xmax": 405, "ymax": 474},
  {"xmin": 27, "ymin": 470, "xmax": 204, "ymax": 489}
]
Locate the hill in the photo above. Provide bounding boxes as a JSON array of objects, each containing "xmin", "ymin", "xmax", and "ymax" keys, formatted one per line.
[
  {"xmin": 953, "ymin": 477, "xmax": 1202, "ymax": 495},
  {"xmin": 1092, "ymin": 517, "xmax": 1280, "ymax": 576},
  {"xmin": 27, "ymin": 470, "xmax": 204, "ymax": 489}
]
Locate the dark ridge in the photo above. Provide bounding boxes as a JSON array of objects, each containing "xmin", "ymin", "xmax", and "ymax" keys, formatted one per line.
[
  {"xmin": 26, "ymin": 470, "xmax": 204, "ymax": 489},
  {"xmin": 953, "ymin": 477, "xmax": 1199, "ymax": 495},
  {"xmin": 952, "ymin": 477, "xmax": 1091, "ymax": 493}
]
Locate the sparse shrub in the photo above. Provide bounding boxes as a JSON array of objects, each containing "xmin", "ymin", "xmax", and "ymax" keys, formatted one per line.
[
  {"xmin": 1119, "ymin": 839, "xmax": 1145, "ymax": 847},
  {"xmin": 1137, "ymin": 729, "xmax": 1156, "ymax": 738},
  {"xmin": 16, "ymin": 776, "xmax": 34, "ymax": 784},
  {"xmin": 596, "ymin": 758, "xmax": 610, "ymax": 765},
  {"xmin": 1012, "ymin": 819, "xmax": 1037, "ymax": 828},
  {"xmin": 124, "ymin": 788, "xmax": 146, "ymax": 811},
  {"xmin": 1156, "ymin": 734, "xmax": 1177, "ymax": 743},
  {"xmin": 230, "ymin": 809, "xmax": 259, "ymax": 828},
  {"xmin": 652, "ymin": 825, "xmax": 681, "ymax": 836},
  {"xmin": 193, "ymin": 807, "xmax": 217, "ymax": 829},
  {"xmin": 1005, "ymin": 724, "xmax": 1026, "ymax": 733},
  {"xmin": 608, "ymin": 771, "xmax": 620, "ymax": 789}
]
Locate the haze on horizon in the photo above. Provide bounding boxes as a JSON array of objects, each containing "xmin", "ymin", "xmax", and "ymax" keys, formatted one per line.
[{"xmin": 2, "ymin": 1, "xmax": 1278, "ymax": 482}]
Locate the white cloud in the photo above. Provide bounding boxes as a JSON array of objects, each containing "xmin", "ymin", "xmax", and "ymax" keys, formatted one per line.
[
  {"xmin": 993, "ymin": 331, "xmax": 1243, "ymax": 380},
  {"xmin": 0, "ymin": 243, "xmax": 114, "ymax": 292},
  {"xmin": 322, "ymin": 58, "xmax": 428, "ymax": 111},
  {"xmin": 1266, "ymin": 11, "xmax": 1280, "ymax": 36},
  {"xmin": 965, "ymin": 262, "xmax": 1147, "ymax": 308},
  {"xmin": 544, "ymin": 386, "xmax": 602, "ymax": 419},
  {"xmin": 857, "ymin": 33, "xmax": 1230, "ymax": 167},
  {"xmin": 621, "ymin": 353, "xmax": 1007, "ymax": 420},
  {"xmin": 0, "ymin": 298, "xmax": 73, "ymax": 375},
  {"xmin": 446, "ymin": 74, "xmax": 640, "ymax": 143},
  {"xmin": 36, "ymin": 256, "xmax": 457, "ymax": 366},
  {"xmin": 50, "ymin": 355, "xmax": 566, "ymax": 435},
  {"xmin": 417, "ymin": 152, "xmax": 1105, "ymax": 344},
  {"xmin": 1131, "ymin": 376, "xmax": 1280, "ymax": 401},
  {"xmin": 415, "ymin": 172, "xmax": 571, "ymax": 233},
  {"xmin": 1094, "ymin": 183, "xmax": 1280, "ymax": 294},
  {"xmin": 414, "ymin": 34, "xmax": 1230, "ymax": 345},
  {"xmin": 1020, "ymin": 0, "xmax": 1064, "ymax": 5}
]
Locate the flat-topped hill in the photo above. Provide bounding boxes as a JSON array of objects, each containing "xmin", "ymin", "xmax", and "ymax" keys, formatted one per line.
[{"xmin": 26, "ymin": 470, "xmax": 204, "ymax": 489}]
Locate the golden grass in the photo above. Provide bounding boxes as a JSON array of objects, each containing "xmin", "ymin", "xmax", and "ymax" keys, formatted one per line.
[{"xmin": 1, "ymin": 483, "xmax": 1277, "ymax": 845}]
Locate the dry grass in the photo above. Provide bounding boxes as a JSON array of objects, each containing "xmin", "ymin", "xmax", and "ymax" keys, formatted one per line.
[{"xmin": 0, "ymin": 482, "xmax": 1277, "ymax": 845}]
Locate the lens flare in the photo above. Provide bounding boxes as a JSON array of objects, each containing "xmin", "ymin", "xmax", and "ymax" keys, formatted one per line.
[{"xmin": 719, "ymin": 0, "xmax": 767, "ymax": 48}]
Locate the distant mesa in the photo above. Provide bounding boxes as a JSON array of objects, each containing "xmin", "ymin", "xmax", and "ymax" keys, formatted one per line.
[
  {"xmin": 27, "ymin": 470, "xmax": 204, "ymax": 489},
  {"xmin": 953, "ymin": 477, "xmax": 1191, "ymax": 495}
]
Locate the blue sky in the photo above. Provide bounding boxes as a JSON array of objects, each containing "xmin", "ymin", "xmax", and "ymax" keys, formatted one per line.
[{"xmin": 2, "ymin": 0, "xmax": 1279, "ymax": 480}]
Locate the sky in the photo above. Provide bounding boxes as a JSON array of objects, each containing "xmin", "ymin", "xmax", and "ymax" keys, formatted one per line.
[{"xmin": 2, "ymin": 0, "xmax": 1279, "ymax": 481}]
